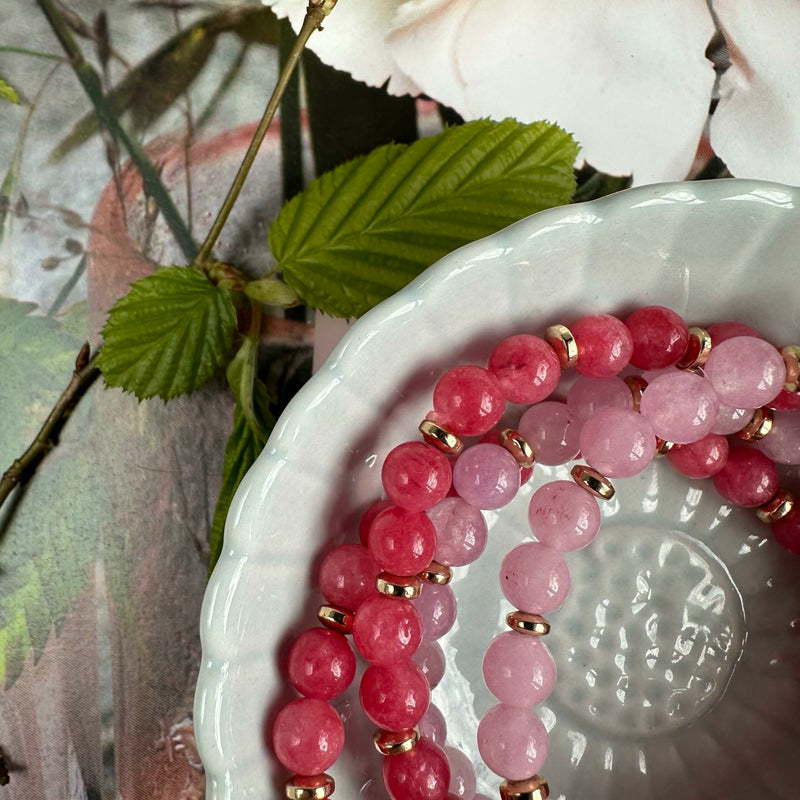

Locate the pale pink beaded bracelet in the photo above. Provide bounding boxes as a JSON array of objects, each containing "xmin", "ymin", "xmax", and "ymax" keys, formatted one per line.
[{"xmin": 270, "ymin": 306, "xmax": 800, "ymax": 800}]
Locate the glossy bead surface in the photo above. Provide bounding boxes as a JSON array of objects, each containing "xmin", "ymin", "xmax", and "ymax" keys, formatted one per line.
[
  {"xmin": 426, "ymin": 496, "xmax": 488, "ymax": 566},
  {"xmin": 287, "ymin": 628, "xmax": 356, "ymax": 700},
  {"xmin": 413, "ymin": 640, "xmax": 446, "ymax": 689},
  {"xmin": 382, "ymin": 738, "xmax": 450, "ymax": 800},
  {"xmin": 318, "ymin": 544, "xmax": 379, "ymax": 610},
  {"xmin": 272, "ymin": 698, "xmax": 344, "ymax": 775},
  {"xmin": 639, "ymin": 371, "xmax": 719, "ymax": 444},
  {"xmin": 757, "ymin": 411, "xmax": 800, "ymax": 464},
  {"xmin": 527, "ymin": 480, "xmax": 601, "ymax": 551},
  {"xmin": 483, "ymin": 631, "xmax": 557, "ymax": 707},
  {"xmin": 433, "ymin": 365, "xmax": 505, "ymax": 436},
  {"xmin": 572, "ymin": 314, "xmax": 633, "ymax": 378},
  {"xmin": 353, "ymin": 595, "xmax": 422, "ymax": 664},
  {"xmin": 625, "ymin": 305, "xmax": 689, "ymax": 369},
  {"xmin": 517, "ymin": 401, "xmax": 580, "ymax": 466},
  {"xmin": 413, "ymin": 583, "xmax": 457, "ymax": 641},
  {"xmin": 500, "ymin": 542, "xmax": 571, "ymax": 614},
  {"xmin": 566, "ymin": 375, "xmax": 632, "ymax": 422},
  {"xmin": 361, "ymin": 660, "xmax": 430, "ymax": 729},
  {"xmin": 666, "ymin": 433, "xmax": 729, "ymax": 479},
  {"xmin": 488, "ymin": 334, "xmax": 561, "ymax": 404},
  {"xmin": 359, "ymin": 498, "xmax": 394, "ymax": 545},
  {"xmin": 444, "ymin": 746, "xmax": 477, "ymax": 800},
  {"xmin": 707, "ymin": 321, "xmax": 760, "ymax": 343},
  {"xmin": 419, "ymin": 702, "xmax": 447, "ymax": 745},
  {"xmin": 772, "ymin": 503, "xmax": 800, "ymax": 554},
  {"xmin": 382, "ymin": 442, "xmax": 452, "ymax": 512},
  {"xmin": 452, "ymin": 443, "xmax": 520, "ymax": 510},
  {"xmin": 712, "ymin": 447, "xmax": 779, "ymax": 507},
  {"xmin": 579, "ymin": 407, "xmax": 656, "ymax": 478},
  {"xmin": 368, "ymin": 505, "xmax": 438, "ymax": 575},
  {"xmin": 712, "ymin": 402, "xmax": 753, "ymax": 435},
  {"xmin": 769, "ymin": 387, "xmax": 800, "ymax": 410},
  {"xmin": 477, "ymin": 704, "xmax": 549, "ymax": 780}
]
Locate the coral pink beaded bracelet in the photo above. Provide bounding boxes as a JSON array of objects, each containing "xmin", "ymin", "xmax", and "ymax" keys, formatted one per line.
[{"xmin": 270, "ymin": 306, "xmax": 800, "ymax": 800}]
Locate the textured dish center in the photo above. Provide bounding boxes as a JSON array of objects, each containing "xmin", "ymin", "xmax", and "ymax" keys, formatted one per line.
[{"xmin": 552, "ymin": 523, "xmax": 746, "ymax": 736}]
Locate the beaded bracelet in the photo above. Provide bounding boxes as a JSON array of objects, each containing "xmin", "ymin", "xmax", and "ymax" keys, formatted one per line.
[{"xmin": 270, "ymin": 306, "xmax": 800, "ymax": 800}]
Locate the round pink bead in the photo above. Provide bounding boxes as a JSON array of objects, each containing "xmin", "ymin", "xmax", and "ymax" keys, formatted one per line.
[
  {"xmin": 772, "ymin": 504, "xmax": 800, "ymax": 555},
  {"xmin": 359, "ymin": 498, "xmax": 394, "ymax": 545},
  {"xmin": 353, "ymin": 595, "xmax": 422, "ymax": 664},
  {"xmin": 579, "ymin": 407, "xmax": 656, "ymax": 478},
  {"xmin": 704, "ymin": 336, "xmax": 786, "ymax": 408},
  {"xmin": 757, "ymin": 411, "xmax": 800, "ymax": 464},
  {"xmin": 625, "ymin": 305, "xmax": 689, "ymax": 369},
  {"xmin": 361, "ymin": 660, "xmax": 430, "ymax": 729},
  {"xmin": 452, "ymin": 443, "xmax": 520, "ymax": 510},
  {"xmin": 368, "ymin": 505, "xmax": 438, "ymax": 575},
  {"xmin": 707, "ymin": 321, "xmax": 761, "ymax": 343},
  {"xmin": 272, "ymin": 697, "xmax": 344, "ymax": 775},
  {"xmin": 527, "ymin": 480, "xmax": 601, "ymax": 550},
  {"xmin": 413, "ymin": 583, "xmax": 457, "ymax": 641},
  {"xmin": 639, "ymin": 371, "xmax": 719, "ymax": 444},
  {"xmin": 444, "ymin": 746, "xmax": 477, "ymax": 800},
  {"xmin": 477, "ymin": 704, "xmax": 549, "ymax": 780},
  {"xmin": 483, "ymin": 631, "xmax": 557, "ymax": 707},
  {"xmin": 413, "ymin": 640, "xmax": 446, "ymax": 689},
  {"xmin": 500, "ymin": 542, "xmax": 571, "ymax": 613},
  {"xmin": 712, "ymin": 447, "xmax": 779, "ymax": 507},
  {"xmin": 318, "ymin": 544, "xmax": 379, "ymax": 610},
  {"xmin": 666, "ymin": 433, "xmax": 729, "ymax": 479},
  {"xmin": 488, "ymin": 334, "xmax": 561, "ymax": 404},
  {"xmin": 712, "ymin": 402, "xmax": 754, "ymax": 435},
  {"xmin": 426, "ymin": 496, "xmax": 488, "ymax": 566},
  {"xmin": 419, "ymin": 702, "xmax": 447, "ymax": 745},
  {"xmin": 572, "ymin": 314, "xmax": 633, "ymax": 378},
  {"xmin": 287, "ymin": 628, "xmax": 356, "ymax": 700},
  {"xmin": 382, "ymin": 441, "xmax": 452, "ymax": 512},
  {"xmin": 517, "ymin": 401, "xmax": 580, "ymax": 466},
  {"xmin": 566, "ymin": 375, "xmax": 632, "ymax": 422},
  {"xmin": 383, "ymin": 738, "xmax": 450, "ymax": 800},
  {"xmin": 433, "ymin": 365, "xmax": 505, "ymax": 436}
]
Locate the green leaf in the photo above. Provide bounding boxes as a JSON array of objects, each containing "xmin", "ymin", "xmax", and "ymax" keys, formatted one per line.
[
  {"xmin": 97, "ymin": 266, "xmax": 236, "ymax": 400},
  {"xmin": 270, "ymin": 118, "xmax": 578, "ymax": 318},
  {"xmin": 0, "ymin": 77, "xmax": 19, "ymax": 104},
  {"xmin": 209, "ymin": 382, "xmax": 274, "ymax": 573},
  {"xmin": 244, "ymin": 278, "xmax": 300, "ymax": 307}
]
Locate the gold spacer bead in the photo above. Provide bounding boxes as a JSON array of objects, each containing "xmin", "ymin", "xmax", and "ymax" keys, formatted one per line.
[
  {"xmin": 419, "ymin": 418, "xmax": 464, "ymax": 455},
  {"xmin": 781, "ymin": 345, "xmax": 800, "ymax": 392},
  {"xmin": 376, "ymin": 572, "xmax": 422, "ymax": 598},
  {"xmin": 655, "ymin": 437, "xmax": 675, "ymax": 457},
  {"xmin": 737, "ymin": 406, "xmax": 774, "ymax": 442},
  {"xmin": 545, "ymin": 324, "xmax": 578, "ymax": 368},
  {"xmin": 499, "ymin": 429, "xmax": 536, "ymax": 468},
  {"xmin": 756, "ymin": 488, "xmax": 795, "ymax": 523},
  {"xmin": 505, "ymin": 610, "xmax": 550, "ymax": 636},
  {"xmin": 499, "ymin": 774, "xmax": 550, "ymax": 800},
  {"xmin": 317, "ymin": 604, "xmax": 354, "ymax": 634},
  {"xmin": 570, "ymin": 464, "xmax": 615, "ymax": 500},
  {"xmin": 286, "ymin": 773, "xmax": 335, "ymax": 799},
  {"xmin": 419, "ymin": 561, "xmax": 452, "ymax": 585},
  {"xmin": 676, "ymin": 326, "xmax": 712, "ymax": 370},
  {"xmin": 373, "ymin": 726, "xmax": 420, "ymax": 756},
  {"xmin": 624, "ymin": 375, "xmax": 648, "ymax": 413}
]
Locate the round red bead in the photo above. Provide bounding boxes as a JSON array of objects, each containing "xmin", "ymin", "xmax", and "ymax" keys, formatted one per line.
[
  {"xmin": 707, "ymin": 321, "xmax": 760, "ymax": 343},
  {"xmin": 359, "ymin": 498, "xmax": 394, "ymax": 545},
  {"xmin": 768, "ymin": 388, "xmax": 800, "ymax": 411},
  {"xmin": 712, "ymin": 447, "xmax": 779, "ymax": 507},
  {"xmin": 488, "ymin": 334, "xmax": 560, "ymax": 404},
  {"xmin": 360, "ymin": 659, "xmax": 430, "ymax": 730},
  {"xmin": 287, "ymin": 628, "xmax": 356, "ymax": 700},
  {"xmin": 382, "ymin": 441, "xmax": 452, "ymax": 511},
  {"xmin": 666, "ymin": 433, "xmax": 730, "ymax": 479},
  {"xmin": 572, "ymin": 314, "xmax": 634, "ymax": 378},
  {"xmin": 771, "ymin": 504, "xmax": 800, "ymax": 554},
  {"xmin": 382, "ymin": 737, "xmax": 450, "ymax": 800},
  {"xmin": 624, "ymin": 305, "xmax": 689, "ymax": 369},
  {"xmin": 352, "ymin": 594, "xmax": 422, "ymax": 664},
  {"xmin": 272, "ymin": 697, "xmax": 344, "ymax": 775},
  {"xmin": 432, "ymin": 365, "xmax": 505, "ymax": 436},
  {"xmin": 318, "ymin": 543, "xmax": 379, "ymax": 610},
  {"xmin": 368, "ymin": 505, "xmax": 438, "ymax": 575}
]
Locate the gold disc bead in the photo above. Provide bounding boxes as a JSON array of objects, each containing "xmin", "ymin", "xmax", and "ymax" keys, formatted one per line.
[
  {"xmin": 506, "ymin": 610, "xmax": 550, "ymax": 636},
  {"xmin": 376, "ymin": 572, "xmax": 422, "ymax": 598},
  {"xmin": 419, "ymin": 418, "xmax": 464, "ymax": 455},
  {"xmin": 756, "ymin": 488, "xmax": 795, "ymax": 523},
  {"xmin": 624, "ymin": 375, "xmax": 648, "ymax": 413},
  {"xmin": 544, "ymin": 324, "xmax": 578, "ymax": 368},
  {"xmin": 498, "ymin": 429, "xmax": 535, "ymax": 469},
  {"xmin": 570, "ymin": 464, "xmax": 615, "ymax": 500},
  {"xmin": 781, "ymin": 345, "xmax": 800, "ymax": 392},
  {"xmin": 655, "ymin": 437, "xmax": 675, "ymax": 457},
  {"xmin": 499, "ymin": 775, "xmax": 549, "ymax": 800},
  {"xmin": 676, "ymin": 326, "xmax": 712, "ymax": 370},
  {"xmin": 737, "ymin": 406, "xmax": 774, "ymax": 442},
  {"xmin": 286, "ymin": 774, "xmax": 335, "ymax": 799},
  {"xmin": 419, "ymin": 561, "xmax": 453, "ymax": 585},
  {"xmin": 373, "ymin": 726, "xmax": 420, "ymax": 756},
  {"xmin": 317, "ymin": 603, "xmax": 354, "ymax": 634}
]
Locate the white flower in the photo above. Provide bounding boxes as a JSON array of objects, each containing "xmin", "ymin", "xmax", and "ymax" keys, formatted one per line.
[{"xmin": 270, "ymin": 0, "xmax": 800, "ymax": 185}]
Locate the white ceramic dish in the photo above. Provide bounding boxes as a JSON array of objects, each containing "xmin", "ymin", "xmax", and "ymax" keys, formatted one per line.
[{"xmin": 195, "ymin": 180, "xmax": 800, "ymax": 800}]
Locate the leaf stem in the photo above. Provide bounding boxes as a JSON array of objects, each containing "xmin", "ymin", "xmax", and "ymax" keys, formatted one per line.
[
  {"xmin": 35, "ymin": 0, "xmax": 198, "ymax": 261},
  {"xmin": 0, "ymin": 345, "xmax": 100, "ymax": 511},
  {"xmin": 193, "ymin": 0, "xmax": 337, "ymax": 268}
]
